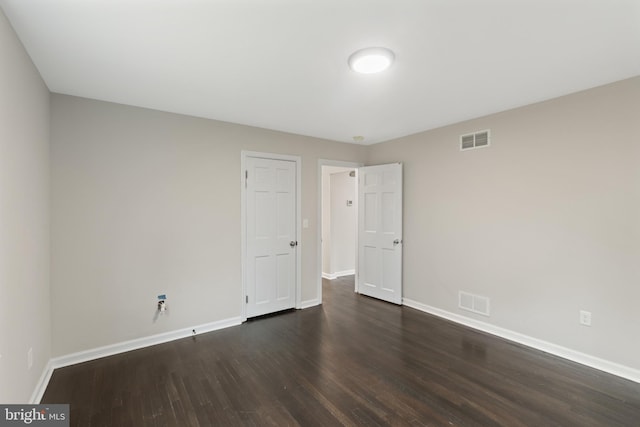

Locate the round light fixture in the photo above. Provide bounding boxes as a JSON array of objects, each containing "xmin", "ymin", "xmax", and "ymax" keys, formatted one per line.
[{"xmin": 348, "ymin": 47, "xmax": 395, "ymax": 74}]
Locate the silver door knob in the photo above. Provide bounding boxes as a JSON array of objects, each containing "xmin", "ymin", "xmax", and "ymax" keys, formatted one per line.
[{"xmin": 290, "ymin": 241, "xmax": 298, "ymax": 247}]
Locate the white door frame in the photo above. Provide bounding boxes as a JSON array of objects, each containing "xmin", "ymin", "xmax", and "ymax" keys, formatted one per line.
[
  {"xmin": 241, "ymin": 151, "xmax": 302, "ymax": 321},
  {"xmin": 317, "ymin": 159, "xmax": 363, "ymax": 303}
]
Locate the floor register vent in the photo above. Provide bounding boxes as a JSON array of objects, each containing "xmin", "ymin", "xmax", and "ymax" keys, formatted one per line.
[
  {"xmin": 459, "ymin": 291, "xmax": 490, "ymax": 316},
  {"xmin": 460, "ymin": 129, "xmax": 490, "ymax": 151}
]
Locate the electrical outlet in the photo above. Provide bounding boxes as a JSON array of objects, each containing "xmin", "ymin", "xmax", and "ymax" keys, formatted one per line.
[
  {"xmin": 27, "ymin": 347, "xmax": 33, "ymax": 369},
  {"xmin": 579, "ymin": 310, "xmax": 592, "ymax": 326}
]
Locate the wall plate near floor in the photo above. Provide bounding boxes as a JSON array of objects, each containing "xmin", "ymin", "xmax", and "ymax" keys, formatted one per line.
[{"xmin": 459, "ymin": 291, "xmax": 490, "ymax": 316}]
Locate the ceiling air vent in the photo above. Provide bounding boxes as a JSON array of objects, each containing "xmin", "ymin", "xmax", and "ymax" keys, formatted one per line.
[{"xmin": 460, "ymin": 129, "xmax": 490, "ymax": 151}]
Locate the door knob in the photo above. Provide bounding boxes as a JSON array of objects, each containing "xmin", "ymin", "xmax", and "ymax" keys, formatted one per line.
[
  {"xmin": 290, "ymin": 241, "xmax": 298, "ymax": 247},
  {"xmin": 393, "ymin": 239, "xmax": 402, "ymax": 245}
]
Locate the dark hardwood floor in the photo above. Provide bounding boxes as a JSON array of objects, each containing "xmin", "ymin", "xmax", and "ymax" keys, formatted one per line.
[{"xmin": 43, "ymin": 276, "xmax": 640, "ymax": 426}]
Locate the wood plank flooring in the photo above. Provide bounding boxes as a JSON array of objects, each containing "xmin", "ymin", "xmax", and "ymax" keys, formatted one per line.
[{"xmin": 42, "ymin": 276, "xmax": 640, "ymax": 426}]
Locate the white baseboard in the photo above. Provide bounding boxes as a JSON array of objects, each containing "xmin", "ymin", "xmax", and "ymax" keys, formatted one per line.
[
  {"xmin": 299, "ymin": 298, "xmax": 321, "ymax": 309},
  {"xmin": 322, "ymin": 269, "xmax": 355, "ymax": 280},
  {"xmin": 50, "ymin": 316, "xmax": 242, "ymax": 370},
  {"xmin": 30, "ymin": 360, "xmax": 54, "ymax": 404},
  {"xmin": 336, "ymin": 269, "xmax": 355, "ymax": 278},
  {"xmin": 403, "ymin": 298, "xmax": 640, "ymax": 384},
  {"xmin": 31, "ymin": 316, "xmax": 240, "ymax": 402}
]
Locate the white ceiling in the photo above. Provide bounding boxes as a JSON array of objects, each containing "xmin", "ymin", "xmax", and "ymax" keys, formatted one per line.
[{"xmin": 2, "ymin": 0, "xmax": 639, "ymax": 145}]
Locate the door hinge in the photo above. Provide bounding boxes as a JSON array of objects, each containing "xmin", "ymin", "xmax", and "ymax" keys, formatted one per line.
[
  {"xmin": 245, "ymin": 170, "xmax": 248, "ymax": 188},
  {"xmin": 245, "ymin": 295, "xmax": 248, "ymax": 303}
]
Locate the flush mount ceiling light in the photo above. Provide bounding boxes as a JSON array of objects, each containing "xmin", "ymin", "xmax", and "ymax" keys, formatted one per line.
[{"xmin": 348, "ymin": 47, "xmax": 395, "ymax": 74}]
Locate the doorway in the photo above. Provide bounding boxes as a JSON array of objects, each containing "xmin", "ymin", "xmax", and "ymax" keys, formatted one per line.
[
  {"xmin": 241, "ymin": 151, "xmax": 301, "ymax": 320},
  {"xmin": 317, "ymin": 160, "xmax": 362, "ymax": 303},
  {"xmin": 322, "ymin": 166, "xmax": 358, "ymax": 280},
  {"xmin": 317, "ymin": 160, "xmax": 404, "ymax": 306}
]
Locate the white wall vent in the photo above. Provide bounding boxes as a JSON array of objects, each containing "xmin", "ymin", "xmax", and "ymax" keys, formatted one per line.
[
  {"xmin": 460, "ymin": 130, "xmax": 490, "ymax": 151},
  {"xmin": 458, "ymin": 291, "xmax": 490, "ymax": 316}
]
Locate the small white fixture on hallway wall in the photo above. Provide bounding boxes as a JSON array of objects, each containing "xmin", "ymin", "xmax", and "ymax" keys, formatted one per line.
[{"xmin": 348, "ymin": 47, "xmax": 395, "ymax": 74}]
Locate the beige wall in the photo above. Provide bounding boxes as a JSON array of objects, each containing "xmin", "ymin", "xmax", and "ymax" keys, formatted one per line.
[
  {"xmin": 367, "ymin": 76, "xmax": 640, "ymax": 369},
  {"xmin": 51, "ymin": 94, "xmax": 366, "ymax": 356},
  {"xmin": 0, "ymin": 9, "xmax": 51, "ymax": 402}
]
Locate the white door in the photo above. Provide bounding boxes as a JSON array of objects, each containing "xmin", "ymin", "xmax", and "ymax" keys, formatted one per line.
[
  {"xmin": 245, "ymin": 156, "xmax": 297, "ymax": 317},
  {"xmin": 357, "ymin": 163, "xmax": 403, "ymax": 304}
]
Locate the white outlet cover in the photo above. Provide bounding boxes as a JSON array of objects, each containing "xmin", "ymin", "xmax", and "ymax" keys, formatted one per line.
[{"xmin": 579, "ymin": 310, "xmax": 592, "ymax": 326}]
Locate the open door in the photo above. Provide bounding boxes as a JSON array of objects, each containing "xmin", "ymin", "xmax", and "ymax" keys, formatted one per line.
[{"xmin": 357, "ymin": 163, "xmax": 403, "ymax": 304}]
